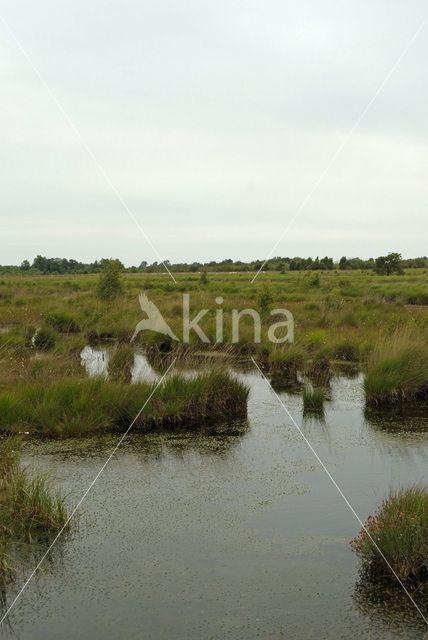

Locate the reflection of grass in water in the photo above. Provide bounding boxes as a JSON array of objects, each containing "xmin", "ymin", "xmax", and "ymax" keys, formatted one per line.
[
  {"xmin": 354, "ymin": 570, "xmax": 428, "ymax": 634},
  {"xmin": 365, "ymin": 404, "xmax": 428, "ymax": 433}
]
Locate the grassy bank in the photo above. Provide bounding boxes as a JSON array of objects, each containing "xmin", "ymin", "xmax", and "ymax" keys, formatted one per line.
[
  {"xmin": 364, "ymin": 331, "xmax": 428, "ymax": 406},
  {"xmin": 0, "ymin": 371, "xmax": 249, "ymax": 437},
  {"xmin": 0, "ymin": 437, "xmax": 67, "ymax": 581},
  {"xmin": 351, "ymin": 486, "xmax": 428, "ymax": 583}
]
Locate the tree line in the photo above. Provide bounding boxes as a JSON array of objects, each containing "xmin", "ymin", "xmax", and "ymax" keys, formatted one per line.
[{"xmin": 0, "ymin": 252, "xmax": 426, "ymax": 275}]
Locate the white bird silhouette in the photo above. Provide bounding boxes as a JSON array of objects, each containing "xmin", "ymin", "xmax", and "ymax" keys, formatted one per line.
[{"xmin": 131, "ymin": 293, "xmax": 179, "ymax": 342}]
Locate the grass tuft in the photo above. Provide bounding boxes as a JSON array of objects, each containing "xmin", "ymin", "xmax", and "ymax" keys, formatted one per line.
[
  {"xmin": 364, "ymin": 331, "xmax": 428, "ymax": 406},
  {"xmin": 351, "ymin": 486, "xmax": 428, "ymax": 583},
  {"xmin": 0, "ymin": 437, "xmax": 67, "ymax": 582},
  {"xmin": 302, "ymin": 387, "xmax": 325, "ymax": 411}
]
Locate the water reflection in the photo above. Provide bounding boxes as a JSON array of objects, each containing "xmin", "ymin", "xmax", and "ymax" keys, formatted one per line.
[
  {"xmin": 353, "ymin": 571, "xmax": 428, "ymax": 635},
  {"xmin": 14, "ymin": 354, "xmax": 428, "ymax": 640},
  {"xmin": 80, "ymin": 345, "xmax": 109, "ymax": 378},
  {"xmin": 365, "ymin": 405, "xmax": 428, "ymax": 434},
  {"xmin": 80, "ymin": 346, "xmax": 162, "ymax": 384}
]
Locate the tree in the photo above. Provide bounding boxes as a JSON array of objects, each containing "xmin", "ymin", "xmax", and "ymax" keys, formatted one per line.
[
  {"xmin": 339, "ymin": 256, "xmax": 349, "ymax": 270},
  {"xmin": 96, "ymin": 260, "xmax": 123, "ymax": 300},
  {"xmin": 375, "ymin": 252, "xmax": 403, "ymax": 276},
  {"xmin": 20, "ymin": 260, "xmax": 30, "ymax": 271},
  {"xmin": 200, "ymin": 268, "xmax": 209, "ymax": 285},
  {"xmin": 258, "ymin": 285, "xmax": 273, "ymax": 316}
]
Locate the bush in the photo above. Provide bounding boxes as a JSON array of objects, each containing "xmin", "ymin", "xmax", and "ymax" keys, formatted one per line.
[
  {"xmin": 351, "ymin": 486, "xmax": 428, "ymax": 583},
  {"xmin": 96, "ymin": 260, "xmax": 123, "ymax": 300},
  {"xmin": 33, "ymin": 327, "xmax": 57, "ymax": 351},
  {"xmin": 301, "ymin": 272, "xmax": 320, "ymax": 289},
  {"xmin": 258, "ymin": 285, "xmax": 273, "ymax": 316}
]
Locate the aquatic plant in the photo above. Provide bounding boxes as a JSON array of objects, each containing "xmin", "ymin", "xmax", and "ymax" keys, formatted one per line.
[
  {"xmin": 302, "ymin": 387, "xmax": 325, "ymax": 412},
  {"xmin": 0, "ymin": 437, "xmax": 67, "ymax": 582},
  {"xmin": 351, "ymin": 486, "xmax": 428, "ymax": 583}
]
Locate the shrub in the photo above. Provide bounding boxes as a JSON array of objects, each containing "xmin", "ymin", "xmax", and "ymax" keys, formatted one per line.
[
  {"xmin": 301, "ymin": 272, "xmax": 320, "ymax": 289},
  {"xmin": 351, "ymin": 486, "xmax": 428, "ymax": 583},
  {"xmin": 258, "ymin": 285, "xmax": 273, "ymax": 316},
  {"xmin": 33, "ymin": 327, "xmax": 57, "ymax": 351},
  {"xmin": 96, "ymin": 260, "xmax": 123, "ymax": 300}
]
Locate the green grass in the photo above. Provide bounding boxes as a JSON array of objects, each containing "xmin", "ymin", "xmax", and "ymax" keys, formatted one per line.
[
  {"xmin": 364, "ymin": 331, "xmax": 428, "ymax": 406},
  {"xmin": 0, "ymin": 370, "xmax": 249, "ymax": 437},
  {"xmin": 351, "ymin": 486, "xmax": 428, "ymax": 583},
  {"xmin": 33, "ymin": 326, "xmax": 57, "ymax": 351},
  {"xmin": 268, "ymin": 345, "xmax": 306, "ymax": 377},
  {"xmin": 45, "ymin": 311, "xmax": 80, "ymax": 333},
  {"xmin": 0, "ymin": 437, "xmax": 67, "ymax": 582},
  {"xmin": 109, "ymin": 344, "xmax": 134, "ymax": 381},
  {"xmin": 302, "ymin": 387, "xmax": 325, "ymax": 411}
]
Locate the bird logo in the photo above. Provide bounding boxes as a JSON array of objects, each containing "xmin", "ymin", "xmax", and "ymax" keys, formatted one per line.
[{"xmin": 131, "ymin": 293, "xmax": 179, "ymax": 342}]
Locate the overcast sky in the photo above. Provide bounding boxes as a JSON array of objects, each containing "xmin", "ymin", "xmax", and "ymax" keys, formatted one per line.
[{"xmin": 1, "ymin": 1, "xmax": 427, "ymax": 266}]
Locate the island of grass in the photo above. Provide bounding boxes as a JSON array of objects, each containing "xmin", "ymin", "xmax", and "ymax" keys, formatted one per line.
[
  {"xmin": 302, "ymin": 386, "xmax": 326, "ymax": 412},
  {"xmin": 351, "ymin": 486, "xmax": 428, "ymax": 584},
  {"xmin": 0, "ymin": 370, "xmax": 249, "ymax": 437}
]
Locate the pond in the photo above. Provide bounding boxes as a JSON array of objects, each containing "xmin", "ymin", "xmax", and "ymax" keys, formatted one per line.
[{"xmin": 2, "ymin": 360, "xmax": 427, "ymax": 639}]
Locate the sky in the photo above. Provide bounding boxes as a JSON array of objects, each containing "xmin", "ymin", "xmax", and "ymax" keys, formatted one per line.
[{"xmin": 1, "ymin": 0, "xmax": 427, "ymax": 266}]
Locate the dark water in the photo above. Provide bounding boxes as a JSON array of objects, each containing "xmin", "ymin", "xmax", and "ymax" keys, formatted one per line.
[{"xmin": 2, "ymin": 364, "xmax": 427, "ymax": 639}]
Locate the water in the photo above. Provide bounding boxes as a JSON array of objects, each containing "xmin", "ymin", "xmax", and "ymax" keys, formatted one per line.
[{"xmin": 2, "ymin": 363, "xmax": 427, "ymax": 639}]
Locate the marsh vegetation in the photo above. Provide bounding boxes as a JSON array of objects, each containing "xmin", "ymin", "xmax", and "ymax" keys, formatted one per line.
[{"xmin": 0, "ymin": 268, "xmax": 426, "ymax": 634}]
